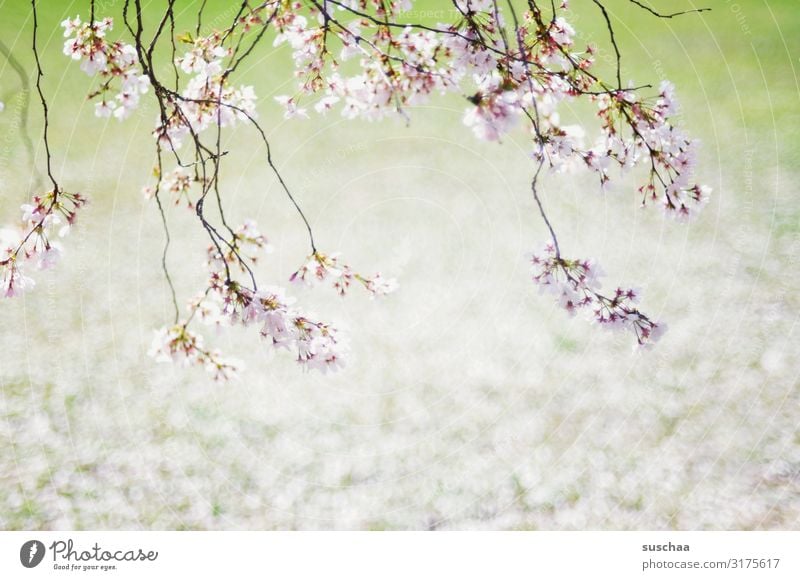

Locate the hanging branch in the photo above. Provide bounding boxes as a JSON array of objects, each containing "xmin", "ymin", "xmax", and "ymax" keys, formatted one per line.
[
  {"xmin": 0, "ymin": 1, "xmax": 87, "ymax": 298},
  {"xmin": 627, "ymin": 0, "xmax": 711, "ymax": 19},
  {"xmin": 3, "ymin": 0, "xmax": 712, "ymax": 375},
  {"xmin": 592, "ymin": 0, "xmax": 622, "ymax": 89},
  {"xmin": 31, "ymin": 0, "xmax": 58, "ymax": 193}
]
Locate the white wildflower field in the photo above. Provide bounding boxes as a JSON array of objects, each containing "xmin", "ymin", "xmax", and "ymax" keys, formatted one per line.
[{"xmin": 0, "ymin": 0, "xmax": 798, "ymax": 530}]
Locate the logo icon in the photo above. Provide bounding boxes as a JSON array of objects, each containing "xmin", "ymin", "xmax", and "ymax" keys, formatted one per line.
[{"xmin": 20, "ymin": 540, "xmax": 45, "ymax": 568}]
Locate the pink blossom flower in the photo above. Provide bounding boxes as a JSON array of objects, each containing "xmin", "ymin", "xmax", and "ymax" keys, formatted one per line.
[
  {"xmin": 291, "ymin": 251, "xmax": 398, "ymax": 298},
  {"xmin": 528, "ymin": 244, "xmax": 664, "ymax": 347},
  {"xmin": 1, "ymin": 191, "xmax": 86, "ymax": 300},
  {"xmin": 62, "ymin": 16, "xmax": 149, "ymax": 120}
]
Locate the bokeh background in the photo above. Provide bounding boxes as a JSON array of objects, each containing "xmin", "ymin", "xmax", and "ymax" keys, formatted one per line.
[{"xmin": 0, "ymin": 0, "xmax": 798, "ymax": 529}]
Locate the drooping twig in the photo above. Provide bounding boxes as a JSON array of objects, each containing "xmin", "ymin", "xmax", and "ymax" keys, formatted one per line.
[
  {"xmin": 627, "ymin": 0, "xmax": 711, "ymax": 19},
  {"xmin": 592, "ymin": 0, "xmax": 622, "ymax": 89},
  {"xmin": 30, "ymin": 0, "xmax": 58, "ymax": 194}
]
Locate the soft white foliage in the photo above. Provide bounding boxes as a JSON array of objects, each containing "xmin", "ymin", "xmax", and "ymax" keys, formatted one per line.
[{"xmin": 0, "ymin": 191, "xmax": 86, "ymax": 298}]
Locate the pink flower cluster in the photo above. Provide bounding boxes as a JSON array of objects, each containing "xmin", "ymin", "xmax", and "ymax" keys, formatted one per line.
[
  {"xmin": 290, "ymin": 251, "xmax": 398, "ymax": 298},
  {"xmin": 155, "ymin": 33, "xmax": 257, "ymax": 150},
  {"xmin": 142, "ymin": 166, "xmax": 206, "ymax": 208},
  {"xmin": 62, "ymin": 16, "xmax": 150, "ymax": 120},
  {"xmin": 205, "ymin": 220, "xmax": 273, "ymax": 273},
  {"xmin": 528, "ymin": 243, "xmax": 665, "ymax": 347},
  {"xmin": 150, "ymin": 220, "xmax": 351, "ymax": 380},
  {"xmin": 148, "ymin": 324, "xmax": 242, "ymax": 382},
  {"xmin": 270, "ymin": 1, "xmax": 710, "ymax": 220},
  {"xmin": 0, "ymin": 190, "xmax": 87, "ymax": 298},
  {"xmin": 52, "ymin": 0, "xmax": 706, "ymax": 373},
  {"xmin": 273, "ymin": 4, "xmax": 456, "ymax": 122},
  {"xmin": 588, "ymin": 82, "xmax": 712, "ymax": 220}
]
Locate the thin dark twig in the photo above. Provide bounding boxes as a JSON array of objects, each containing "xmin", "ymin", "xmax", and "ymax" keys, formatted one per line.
[
  {"xmin": 592, "ymin": 0, "xmax": 622, "ymax": 90},
  {"xmin": 244, "ymin": 110, "xmax": 318, "ymax": 253},
  {"xmin": 168, "ymin": 3, "xmax": 180, "ymax": 91},
  {"xmin": 196, "ymin": 0, "xmax": 208, "ymax": 37},
  {"xmin": 153, "ymin": 148, "xmax": 180, "ymax": 322},
  {"xmin": 627, "ymin": 0, "xmax": 711, "ymax": 19},
  {"xmin": 30, "ymin": 0, "xmax": 58, "ymax": 193},
  {"xmin": 530, "ymin": 157, "xmax": 560, "ymax": 258},
  {"xmin": 147, "ymin": 0, "xmax": 176, "ymax": 66},
  {"xmin": 506, "ymin": 1, "xmax": 560, "ymax": 258}
]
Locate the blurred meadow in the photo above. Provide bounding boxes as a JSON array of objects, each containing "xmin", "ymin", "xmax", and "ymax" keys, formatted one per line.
[{"xmin": 0, "ymin": 0, "xmax": 798, "ymax": 529}]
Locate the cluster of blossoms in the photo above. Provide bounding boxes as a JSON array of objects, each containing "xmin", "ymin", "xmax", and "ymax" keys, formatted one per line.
[
  {"xmin": 62, "ymin": 16, "xmax": 149, "ymax": 120},
  {"xmin": 58, "ymin": 4, "xmax": 397, "ymax": 378},
  {"xmin": 148, "ymin": 323, "xmax": 242, "ymax": 382},
  {"xmin": 585, "ymin": 81, "xmax": 712, "ymax": 219},
  {"xmin": 142, "ymin": 166, "xmax": 207, "ymax": 208},
  {"xmin": 528, "ymin": 243, "xmax": 665, "ymax": 347},
  {"xmin": 264, "ymin": 0, "xmax": 710, "ymax": 344},
  {"xmin": 273, "ymin": 3, "xmax": 452, "ymax": 122},
  {"xmin": 290, "ymin": 251, "xmax": 398, "ymax": 298},
  {"xmin": 48, "ymin": 0, "xmax": 710, "ymax": 371},
  {"xmin": 273, "ymin": 1, "xmax": 710, "ymax": 220},
  {"xmin": 206, "ymin": 219, "xmax": 273, "ymax": 271},
  {"xmin": 156, "ymin": 32, "xmax": 257, "ymax": 150},
  {"xmin": 62, "ymin": 13, "xmax": 257, "ymax": 146},
  {"xmin": 150, "ymin": 220, "xmax": 351, "ymax": 380},
  {"xmin": 0, "ymin": 190, "xmax": 87, "ymax": 298}
]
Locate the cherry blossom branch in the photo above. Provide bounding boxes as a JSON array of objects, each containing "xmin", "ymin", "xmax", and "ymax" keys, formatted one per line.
[
  {"xmin": 151, "ymin": 148, "xmax": 180, "ymax": 323},
  {"xmin": 0, "ymin": 1, "xmax": 87, "ymax": 298},
  {"xmin": 4, "ymin": 0, "xmax": 713, "ymax": 374},
  {"xmin": 31, "ymin": 0, "xmax": 57, "ymax": 193},
  {"xmin": 592, "ymin": 0, "xmax": 622, "ymax": 89},
  {"xmin": 120, "ymin": 0, "xmax": 261, "ymax": 289},
  {"xmin": 113, "ymin": 0, "xmax": 390, "ymax": 377}
]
